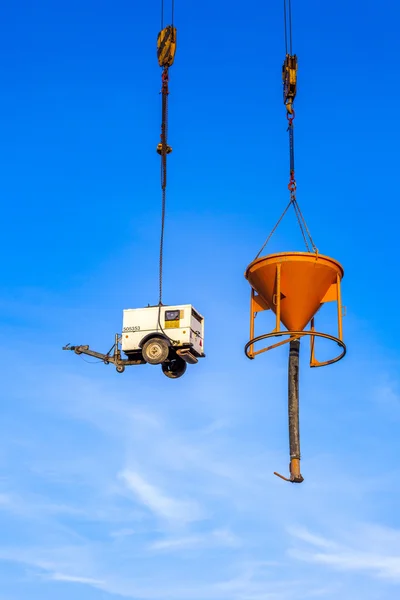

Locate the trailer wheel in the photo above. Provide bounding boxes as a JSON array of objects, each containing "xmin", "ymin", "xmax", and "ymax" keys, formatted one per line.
[
  {"xmin": 142, "ymin": 337, "xmax": 170, "ymax": 365},
  {"xmin": 116, "ymin": 365, "xmax": 125, "ymax": 373},
  {"xmin": 162, "ymin": 356, "xmax": 187, "ymax": 379}
]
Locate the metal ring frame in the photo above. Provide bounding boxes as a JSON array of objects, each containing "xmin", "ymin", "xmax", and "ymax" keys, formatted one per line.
[{"xmin": 245, "ymin": 329, "xmax": 346, "ymax": 368}]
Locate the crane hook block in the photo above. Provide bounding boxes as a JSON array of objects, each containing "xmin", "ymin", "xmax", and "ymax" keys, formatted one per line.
[
  {"xmin": 157, "ymin": 26, "xmax": 177, "ymax": 68},
  {"xmin": 282, "ymin": 54, "xmax": 298, "ymax": 113}
]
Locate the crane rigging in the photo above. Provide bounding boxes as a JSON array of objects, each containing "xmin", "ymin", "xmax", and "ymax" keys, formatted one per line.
[
  {"xmin": 256, "ymin": 0, "xmax": 316, "ymax": 261},
  {"xmin": 244, "ymin": 0, "xmax": 346, "ymax": 483},
  {"xmin": 156, "ymin": 0, "xmax": 176, "ymax": 307},
  {"xmin": 63, "ymin": 1, "xmax": 205, "ymax": 378}
]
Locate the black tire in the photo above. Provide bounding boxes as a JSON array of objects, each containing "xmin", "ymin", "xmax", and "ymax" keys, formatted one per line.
[
  {"xmin": 162, "ymin": 356, "xmax": 187, "ymax": 379},
  {"xmin": 116, "ymin": 365, "xmax": 125, "ymax": 373},
  {"xmin": 142, "ymin": 337, "xmax": 169, "ymax": 365}
]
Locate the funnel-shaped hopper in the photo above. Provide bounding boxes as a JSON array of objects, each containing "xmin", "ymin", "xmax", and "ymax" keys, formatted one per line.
[{"xmin": 245, "ymin": 252, "xmax": 344, "ymax": 332}]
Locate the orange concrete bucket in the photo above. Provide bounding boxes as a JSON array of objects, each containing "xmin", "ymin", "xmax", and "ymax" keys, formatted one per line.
[{"xmin": 244, "ymin": 251, "xmax": 346, "ymax": 367}]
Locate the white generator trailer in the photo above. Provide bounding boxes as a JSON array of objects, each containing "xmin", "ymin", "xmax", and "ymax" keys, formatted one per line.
[{"xmin": 63, "ymin": 304, "xmax": 205, "ymax": 379}]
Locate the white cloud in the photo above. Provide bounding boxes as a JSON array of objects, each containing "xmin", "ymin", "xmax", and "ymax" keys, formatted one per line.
[
  {"xmin": 50, "ymin": 572, "xmax": 105, "ymax": 586},
  {"xmin": 288, "ymin": 524, "xmax": 400, "ymax": 583},
  {"xmin": 0, "ymin": 544, "xmax": 332, "ymax": 600},
  {"xmin": 149, "ymin": 529, "xmax": 241, "ymax": 552},
  {"xmin": 1, "ymin": 332, "xmax": 400, "ymax": 600},
  {"xmin": 307, "ymin": 551, "xmax": 400, "ymax": 580},
  {"xmin": 288, "ymin": 527, "xmax": 337, "ymax": 550},
  {"xmin": 119, "ymin": 469, "xmax": 204, "ymax": 524}
]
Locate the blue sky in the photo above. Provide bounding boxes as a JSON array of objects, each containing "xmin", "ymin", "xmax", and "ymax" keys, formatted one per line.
[{"xmin": 0, "ymin": 0, "xmax": 400, "ymax": 598}]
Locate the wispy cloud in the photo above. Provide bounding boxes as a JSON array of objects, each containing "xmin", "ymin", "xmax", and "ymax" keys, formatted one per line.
[
  {"xmin": 149, "ymin": 529, "xmax": 241, "ymax": 552},
  {"xmin": 50, "ymin": 572, "xmax": 105, "ymax": 586},
  {"xmin": 289, "ymin": 524, "xmax": 400, "ymax": 582},
  {"xmin": 1, "ymin": 328, "xmax": 400, "ymax": 600},
  {"xmin": 1, "ymin": 545, "xmax": 334, "ymax": 600},
  {"xmin": 0, "ymin": 542, "xmax": 246, "ymax": 597},
  {"xmin": 288, "ymin": 527, "xmax": 337, "ymax": 550},
  {"xmin": 119, "ymin": 469, "xmax": 204, "ymax": 525}
]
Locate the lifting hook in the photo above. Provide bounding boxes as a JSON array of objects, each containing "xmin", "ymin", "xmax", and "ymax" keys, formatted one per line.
[{"xmin": 285, "ymin": 101, "xmax": 294, "ymax": 115}]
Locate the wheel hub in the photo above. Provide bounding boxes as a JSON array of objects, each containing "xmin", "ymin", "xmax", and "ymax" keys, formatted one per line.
[{"xmin": 149, "ymin": 342, "xmax": 163, "ymax": 359}]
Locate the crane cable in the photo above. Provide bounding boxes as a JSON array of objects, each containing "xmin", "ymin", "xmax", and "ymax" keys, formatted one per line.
[
  {"xmin": 255, "ymin": 0, "xmax": 317, "ymax": 260},
  {"xmin": 161, "ymin": 0, "xmax": 174, "ymax": 30},
  {"xmin": 159, "ymin": 68, "xmax": 169, "ymax": 306},
  {"xmin": 157, "ymin": 0, "xmax": 176, "ymax": 306},
  {"xmin": 283, "ymin": 0, "xmax": 293, "ymax": 55}
]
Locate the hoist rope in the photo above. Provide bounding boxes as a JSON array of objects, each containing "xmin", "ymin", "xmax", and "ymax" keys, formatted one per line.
[
  {"xmin": 157, "ymin": 1, "xmax": 176, "ymax": 344},
  {"xmin": 283, "ymin": 0, "xmax": 288, "ymax": 54},
  {"xmin": 159, "ymin": 196, "xmax": 166, "ymax": 305},
  {"xmin": 161, "ymin": 0, "xmax": 175, "ymax": 29},
  {"xmin": 283, "ymin": 0, "xmax": 293, "ymax": 55},
  {"xmin": 159, "ymin": 67, "xmax": 169, "ymax": 305}
]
